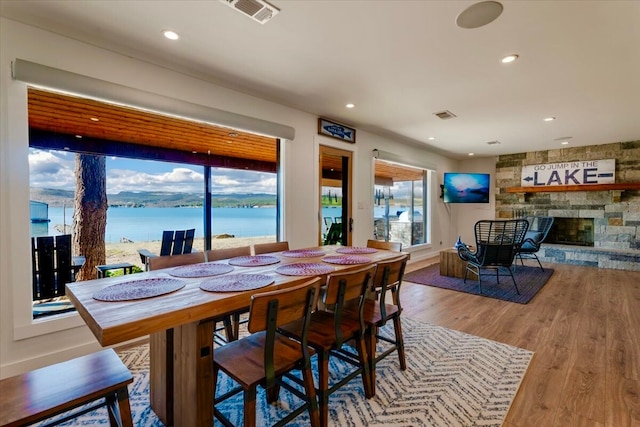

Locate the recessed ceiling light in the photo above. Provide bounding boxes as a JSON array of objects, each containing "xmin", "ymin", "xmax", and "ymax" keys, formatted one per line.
[
  {"xmin": 228, "ymin": 132, "xmax": 238, "ymax": 137},
  {"xmin": 501, "ymin": 54, "xmax": 519, "ymax": 64},
  {"xmin": 561, "ymin": 141, "xmax": 570, "ymax": 145},
  {"xmin": 543, "ymin": 117, "xmax": 556, "ymax": 122},
  {"xmin": 468, "ymin": 153, "xmax": 475, "ymax": 156},
  {"xmin": 75, "ymin": 135, "xmax": 82, "ymax": 139},
  {"xmin": 90, "ymin": 117, "xmax": 99, "ymax": 122},
  {"xmin": 345, "ymin": 103, "xmax": 355, "ymax": 109},
  {"xmin": 192, "ymin": 151, "xmax": 197, "ymax": 154},
  {"xmin": 428, "ymin": 137, "xmax": 436, "ymax": 140},
  {"xmin": 162, "ymin": 30, "xmax": 180, "ymax": 40}
]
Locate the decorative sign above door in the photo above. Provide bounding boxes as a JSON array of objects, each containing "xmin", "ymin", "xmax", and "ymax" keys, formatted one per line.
[
  {"xmin": 318, "ymin": 118, "xmax": 356, "ymax": 143},
  {"xmin": 521, "ymin": 159, "xmax": 615, "ymax": 187}
]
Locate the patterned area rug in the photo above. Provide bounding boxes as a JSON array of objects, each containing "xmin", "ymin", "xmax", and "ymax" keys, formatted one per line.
[
  {"xmin": 41, "ymin": 318, "xmax": 533, "ymax": 426},
  {"xmin": 404, "ymin": 264, "xmax": 554, "ymax": 304}
]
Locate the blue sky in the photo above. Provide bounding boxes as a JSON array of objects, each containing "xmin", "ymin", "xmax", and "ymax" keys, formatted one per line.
[{"xmin": 29, "ymin": 149, "xmax": 277, "ymax": 194}]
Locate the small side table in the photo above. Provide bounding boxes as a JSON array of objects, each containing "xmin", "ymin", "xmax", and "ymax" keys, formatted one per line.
[
  {"xmin": 439, "ymin": 248, "xmax": 468, "ymax": 279},
  {"xmin": 96, "ymin": 262, "xmax": 135, "ymax": 279}
]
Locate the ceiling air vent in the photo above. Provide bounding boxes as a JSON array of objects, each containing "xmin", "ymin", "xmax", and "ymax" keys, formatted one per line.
[
  {"xmin": 219, "ymin": 0, "xmax": 280, "ymax": 24},
  {"xmin": 434, "ymin": 110, "xmax": 457, "ymax": 120}
]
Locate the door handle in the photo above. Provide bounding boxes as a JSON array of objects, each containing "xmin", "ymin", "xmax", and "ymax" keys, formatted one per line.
[{"xmin": 349, "ymin": 218, "xmax": 353, "ymax": 232}]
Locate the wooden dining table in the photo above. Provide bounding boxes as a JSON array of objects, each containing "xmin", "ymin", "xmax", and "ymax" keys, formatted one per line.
[{"xmin": 65, "ymin": 245, "xmax": 405, "ymax": 427}]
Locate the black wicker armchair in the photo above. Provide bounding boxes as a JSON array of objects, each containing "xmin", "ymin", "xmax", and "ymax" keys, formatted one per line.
[
  {"xmin": 516, "ymin": 216, "xmax": 554, "ymax": 271},
  {"xmin": 457, "ymin": 219, "xmax": 529, "ymax": 294}
]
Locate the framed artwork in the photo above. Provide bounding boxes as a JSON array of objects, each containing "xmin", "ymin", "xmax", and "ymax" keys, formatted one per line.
[{"xmin": 318, "ymin": 118, "xmax": 356, "ymax": 143}]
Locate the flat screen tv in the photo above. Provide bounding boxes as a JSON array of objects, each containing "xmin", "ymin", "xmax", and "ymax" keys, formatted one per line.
[{"xmin": 442, "ymin": 172, "xmax": 490, "ymax": 203}]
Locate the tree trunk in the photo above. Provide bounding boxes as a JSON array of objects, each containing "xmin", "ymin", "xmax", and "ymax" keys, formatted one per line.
[{"xmin": 73, "ymin": 154, "xmax": 107, "ymax": 281}]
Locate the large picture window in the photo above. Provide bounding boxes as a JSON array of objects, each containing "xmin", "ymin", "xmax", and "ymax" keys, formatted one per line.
[
  {"xmin": 27, "ymin": 87, "xmax": 280, "ymax": 318},
  {"xmin": 373, "ymin": 159, "xmax": 430, "ymax": 249}
]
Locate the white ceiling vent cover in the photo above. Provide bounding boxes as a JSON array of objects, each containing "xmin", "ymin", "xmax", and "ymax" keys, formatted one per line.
[
  {"xmin": 219, "ymin": 0, "xmax": 280, "ymax": 24},
  {"xmin": 434, "ymin": 110, "xmax": 457, "ymax": 120}
]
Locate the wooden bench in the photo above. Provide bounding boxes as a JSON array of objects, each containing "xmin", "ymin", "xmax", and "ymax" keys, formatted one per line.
[{"xmin": 0, "ymin": 349, "xmax": 133, "ymax": 427}]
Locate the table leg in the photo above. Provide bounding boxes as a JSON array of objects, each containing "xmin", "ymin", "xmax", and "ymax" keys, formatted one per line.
[
  {"xmin": 149, "ymin": 321, "xmax": 214, "ymax": 427},
  {"xmin": 150, "ymin": 329, "xmax": 173, "ymax": 426},
  {"xmin": 173, "ymin": 320, "xmax": 214, "ymax": 427}
]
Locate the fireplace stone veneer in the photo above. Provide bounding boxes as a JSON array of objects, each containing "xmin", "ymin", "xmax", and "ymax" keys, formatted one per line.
[{"xmin": 494, "ymin": 141, "xmax": 640, "ymax": 271}]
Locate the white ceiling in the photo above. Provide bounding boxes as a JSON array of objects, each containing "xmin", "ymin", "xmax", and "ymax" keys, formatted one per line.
[{"xmin": 2, "ymin": 0, "xmax": 639, "ymax": 158}]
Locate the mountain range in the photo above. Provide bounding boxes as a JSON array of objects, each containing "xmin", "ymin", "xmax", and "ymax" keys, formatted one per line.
[{"xmin": 30, "ymin": 188, "xmax": 276, "ymax": 208}]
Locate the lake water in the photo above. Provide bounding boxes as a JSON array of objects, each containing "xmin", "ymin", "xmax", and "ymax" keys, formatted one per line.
[{"xmin": 36, "ymin": 206, "xmax": 345, "ymax": 243}]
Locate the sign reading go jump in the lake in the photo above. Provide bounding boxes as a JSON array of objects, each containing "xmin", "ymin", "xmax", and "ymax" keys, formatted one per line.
[{"xmin": 521, "ymin": 159, "xmax": 615, "ymax": 187}]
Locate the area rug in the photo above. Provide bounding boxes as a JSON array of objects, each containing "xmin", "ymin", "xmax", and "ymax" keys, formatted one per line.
[
  {"xmin": 404, "ymin": 263, "xmax": 553, "ymax": 304},
  {"xmin": 41, "ymin": 318, "xmax": 533, "ymax": 426}
]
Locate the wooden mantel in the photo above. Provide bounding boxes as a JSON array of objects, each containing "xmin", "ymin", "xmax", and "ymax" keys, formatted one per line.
[{"xmin": 506, "ymin": 183, "xmax": 640, "ymax": 193}]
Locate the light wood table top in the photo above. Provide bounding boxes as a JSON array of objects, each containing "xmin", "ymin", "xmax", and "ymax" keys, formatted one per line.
[{"xmin": 66, "ymin": 245, "xmax": 404, "ymax": 347}]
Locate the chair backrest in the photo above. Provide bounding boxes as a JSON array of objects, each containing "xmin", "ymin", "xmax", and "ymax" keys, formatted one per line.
[
  {"xmin": 366, "ymin": 239, "xmax": 402, "ymax": 252},
  {"xmin": 159, "ymin": 229, "xmax": 195, "ymax": 256},
  {"xmin": 370, "ymin": 253, "xmax": 409, "ymax": 323},
  {"xmin": 474, "ymin": 219, "xmax": 529, "ymax": 267},
  {"xmin": 252, "ymin": 241, "xmax": 289, "ymax": 255},
  {"xmin": 322, "ymin": 264, "xmax": 376, "ymax": 347},
  {"xmin": 525, "ymin": 216, "xmax": 554, "ymax": 244},
  {"xmin": 324, "ymin": 223, "xmax": 343, "ymax": 245},
  {"xmin": 247, "ymin": 277, "xmax": 321, "ymax": 388},
  {"xmin": 206, "ymin": 245, "xmax": 251, "ymax": 261},
  {"xmin": 31, "ymin": 234, "xmax": 73, "ymax": 301},
  {"xmin": 148, "ymin": 251, "xmax": 205, "ymax": 270},
  {"xmin": 248, "ymin": 277, "xmax": 321, "ymax": 333}
]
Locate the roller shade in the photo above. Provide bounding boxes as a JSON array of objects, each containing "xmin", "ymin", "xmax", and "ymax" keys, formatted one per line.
[
  {"xmin": 373, "ymin": 149, "xmax": 437, "ymax": 171},
  {"xmin": 12, "ymin": 59, "xmax": 295, "ymax": 140}
]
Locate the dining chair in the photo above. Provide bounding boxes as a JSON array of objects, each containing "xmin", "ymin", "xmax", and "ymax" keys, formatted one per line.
[
  {"xmin": 457, "ymin": 219, "xmax": 529, "ymax": 294},
  {"xmin": 252, "ymin": 241, "xmax": 289, "ymax": 255},
  {"xmin": 212, "ymin": 278, "xmax": 322, "ymax": 427},
  {"xmin": 366, "ymin": 239, "xmax": 402, "ymax": 252},
  {"xmin": 278, "ymin": 264, "xmax": 376, "ymax": 427},
  {"xmin": 350, "ymin": 253, "xmax": 409, "ymax": 391},
  {"xmin": 147, "ymin": 251, "xmax": 205, "ymax": 270},
  {"xmin": 206, "ymin": 245, "xmax": 252, "ymax": 343}
]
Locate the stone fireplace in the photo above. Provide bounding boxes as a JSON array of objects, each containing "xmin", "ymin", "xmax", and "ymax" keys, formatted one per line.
[{"xmin": 494, "ymin": 141, "xmax": 640, "ymax": 271}]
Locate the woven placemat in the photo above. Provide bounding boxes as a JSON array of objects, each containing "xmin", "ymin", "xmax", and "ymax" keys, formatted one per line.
[
  {"xmin": 200, "ymin": 274, "xmax": 275, "ymax": 292},
  {"xmin": 336, "ymin": 246, "xmax": 378, "ymax": 254},
  {"xmin": 322, "ymin": 255, "xmax": 372, "ymax": 265},
  {"xmin": 169, "ymin": 262, "xmax": 233, "ymax": 278},
  {"xmin": 228, "ymin": 255, "xmax": 280, "ymax": 267},
  {"xmin": 275, "ymin": 262, "xmax": 335, "ymax": 276},
  {"xmin": 281, "ymin": 249, "xmax": 326, "ymax": 258},
  {"xmin": 93, "ymin": 278, "xmax": 186, "ymax": 302}
]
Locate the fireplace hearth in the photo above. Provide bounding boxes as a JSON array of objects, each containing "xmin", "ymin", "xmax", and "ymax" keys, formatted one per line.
[{"xmin": 546, "ymin": 217, "xmax": 594, "ymax": 247}]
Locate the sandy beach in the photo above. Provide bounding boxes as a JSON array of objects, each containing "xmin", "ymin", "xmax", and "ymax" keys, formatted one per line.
[{"xmin": 105, "ymin": 235, "xmax": 277, "ymax": 269}]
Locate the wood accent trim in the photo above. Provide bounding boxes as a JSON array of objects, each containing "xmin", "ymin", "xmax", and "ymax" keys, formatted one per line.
[{"xmin": 506, "ymin": 183, "xmax": 640, "ymax": 193}]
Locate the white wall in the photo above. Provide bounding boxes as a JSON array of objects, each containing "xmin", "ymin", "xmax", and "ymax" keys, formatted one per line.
[{"xmin": 1, "ymin": 18, "xmax": 467, "ymax": 377}]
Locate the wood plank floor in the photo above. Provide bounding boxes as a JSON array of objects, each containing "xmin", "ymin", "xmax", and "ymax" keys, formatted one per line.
[{"xmin": 402, "ymin": 259, "xmax": 640, "ymax": 427}]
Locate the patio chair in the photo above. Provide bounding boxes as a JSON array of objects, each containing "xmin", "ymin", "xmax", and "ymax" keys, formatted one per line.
[
  {"xmin": 457, "ymin": 219, "xmax": 529, "ymax": 294},
  {"xmin": 137, "ymin": 228, "xmax": 195, "ymax": 269},
  {"xmin": 323, "ymin": 223, "xmax": 342, "ymax": 245},
  {"xmin": 31, "ymin": 234, "xmax": 75, "ymax": 301},
  {"xmin": 31, "ymin": 234, "xmax": 82, "ymax": 317},
  {"xmin": 516, "ymin": 216, "xmax": 554, "ymax": 271}
]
